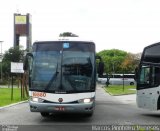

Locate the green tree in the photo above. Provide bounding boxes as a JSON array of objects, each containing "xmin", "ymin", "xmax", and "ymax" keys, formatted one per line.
[
  {"xmin": 59, "ymin": 32, "xmax": 78, "ymax": 37},
  {"xmin": 2, "ymin": 46, "xmax": 24, "ymax": 78},
  {"xmin": 97, "ymin": 49, "xmax": 141, "ymax": 74},
  {"xmin": 121, "ymin": 53, "xmax": 141, "ymax": 73},
  {"xmin": 97, "ymin": 49, "xmax": 127, "ymax": 74},
  {"xmin": 121, "ymin": 53, "xmax": 134, "ymax": 73}
]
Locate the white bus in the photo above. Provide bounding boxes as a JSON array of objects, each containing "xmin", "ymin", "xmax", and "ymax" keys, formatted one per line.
[
  {"xmin": 24, "ymin": 38, "xmax": 98, "ymax": 117},
  {"xmin": 98, "ymin": 74, "xmax": 135, "ymax": 85},
  {"xmin": 136, "ymin": 42, "xmax": 160, "ymax": 110}
]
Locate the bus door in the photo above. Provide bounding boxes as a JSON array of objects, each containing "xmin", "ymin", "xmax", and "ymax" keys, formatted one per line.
[{"xmin": 137, "ymin": 65, "xmax": 160, "ymax": 110}]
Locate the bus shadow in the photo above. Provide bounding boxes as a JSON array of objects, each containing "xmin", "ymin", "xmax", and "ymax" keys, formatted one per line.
[
  {"xmin": 141, "ymin": 113, "xmax": 160, "ymax": 118},
  {"xmin": 40, "ymin": 113, "xmax": 92, "ymax": 123}
]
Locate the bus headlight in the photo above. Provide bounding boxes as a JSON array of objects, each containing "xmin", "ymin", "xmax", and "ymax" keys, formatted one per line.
[
  {"xmin": 31, "ymin": 97, "xmax": 44, "ymax": 103},
  {"xmin": 78, "ymin": 98, "xmax": 93, "ymax": 103}
]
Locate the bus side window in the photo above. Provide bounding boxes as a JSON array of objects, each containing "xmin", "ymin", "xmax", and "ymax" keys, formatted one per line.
[
  {"xmin": 140, "ymin": 66, "xmax": 150, "ymax": 85},
  {"xmin": 152, "ymin": 67, "xmax": 160, "ymax": 86}
]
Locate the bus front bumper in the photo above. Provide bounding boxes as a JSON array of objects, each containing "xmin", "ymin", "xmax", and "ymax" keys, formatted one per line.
[{"xmin": 29, "ymin": 101, "xmax": 95, "ymax": 114}]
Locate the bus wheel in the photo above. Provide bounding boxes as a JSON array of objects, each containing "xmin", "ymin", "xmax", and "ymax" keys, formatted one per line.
[
  {"xmin": 130, "ymin": 82, "xmax": 134, "ymax": 85},
  {"xmin": 40, "ymin": 112, "xmax": 50, "ymax": 117}
]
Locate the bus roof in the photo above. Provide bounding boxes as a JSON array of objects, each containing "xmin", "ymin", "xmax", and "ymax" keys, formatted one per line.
[
  {"xmin": 58, "ymin": 37, "xmax": 93, "ymax": 42},
  {"xmin": 34, "ymin": 37, "xmax": 94, "ymax": 43},
  {"xmin": 141, "ymin": 42, "xmax": 160, "ymax": 64}
]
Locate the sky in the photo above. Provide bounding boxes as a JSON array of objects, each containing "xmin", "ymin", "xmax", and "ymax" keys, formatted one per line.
[{"xmin": 0, "ymin": 0, "xmax": 160, "ymax": 53}]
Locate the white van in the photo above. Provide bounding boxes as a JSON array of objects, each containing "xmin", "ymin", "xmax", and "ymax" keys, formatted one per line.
[{"xmin": 98, "ymin": 74, "xmax": 136, "ymax": 85}]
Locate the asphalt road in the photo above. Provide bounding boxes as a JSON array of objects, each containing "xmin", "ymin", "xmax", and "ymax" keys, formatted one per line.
[{"xmin": 0, "ymin": 84, "xmax": 160, "ymax": 131}]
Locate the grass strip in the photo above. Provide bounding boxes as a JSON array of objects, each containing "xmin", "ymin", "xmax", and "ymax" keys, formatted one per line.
[
  {"xmin": 0, "ymin": 88, "xmax": 27, "ymax": 107},
  {"xmin": 105, "ymin": 85, "xmax": 136, "ymax": 96}
]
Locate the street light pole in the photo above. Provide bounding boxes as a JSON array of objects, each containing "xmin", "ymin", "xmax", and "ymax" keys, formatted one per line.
[
  {"xmin": 0, "ymin": 41, "xmax": 3, "ymax": 82},
  {"xmin": 112, "ymin": 51, "xmax": 115, "ymax": 76}
]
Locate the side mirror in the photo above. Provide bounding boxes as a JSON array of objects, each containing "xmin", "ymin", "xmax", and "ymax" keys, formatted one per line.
[
  {"xmin": 23, "ymin": 53, "xmax": 33, "ymax": 71},
  {"xmin": 98, "ymin": 61, "xmax": 104, "ymax": 78},
  {"xmin": 96, "ymin": 55, "xmax": 104, "ymax": 78},
  {"xmin": 134, "ymin": 67, "xmax": 138, "ymax": 81}
]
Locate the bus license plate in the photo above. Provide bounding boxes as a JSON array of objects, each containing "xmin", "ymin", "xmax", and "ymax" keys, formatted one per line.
[{"xmin": 55, "ymin": 107, "xmax": 65, "ymax": 111}]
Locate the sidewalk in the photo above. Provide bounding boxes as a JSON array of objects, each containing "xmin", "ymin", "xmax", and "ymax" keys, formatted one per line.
[
  {"xmin": 0, "ymin": 100, "xmax": 28, "ymax": 110},
  {"xmin": 114, "ymin": 94, "xmax": 136, "ymax": 105},
  {"xmin": 98, "ymin": 84, "xmax": 136, "ymax": 105},
  {"xmin": 0, "ymin": 85, "xmax": 19, "ymax": 88}
]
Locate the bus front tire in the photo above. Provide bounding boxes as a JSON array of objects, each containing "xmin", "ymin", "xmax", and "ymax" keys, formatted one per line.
[{"xmin": 40, "ymin": 112, "xmax": 50, "ymax": 117}]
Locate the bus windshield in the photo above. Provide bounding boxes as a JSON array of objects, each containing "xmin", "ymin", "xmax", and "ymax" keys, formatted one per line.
[{"xmin": 30, "ymin": 41, "xmax": 96, "ymax": 93}]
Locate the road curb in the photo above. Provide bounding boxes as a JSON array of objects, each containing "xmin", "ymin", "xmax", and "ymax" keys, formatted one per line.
[
  {"xmin": 0, "ymin": 100, "xmax": 28, "ymax": 110},
  {"xmin": 111, "ymin": 93, "xmax": 136, "ymax": 96},
  {"xmin": 102, "ymin": 86, "xmax": 114, "ymax": 96}
]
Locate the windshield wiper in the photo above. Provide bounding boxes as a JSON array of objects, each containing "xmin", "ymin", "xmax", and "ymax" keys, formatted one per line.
[{"xmin": 44, "ymin": 62, "xmax": 59, "ymax": 91}]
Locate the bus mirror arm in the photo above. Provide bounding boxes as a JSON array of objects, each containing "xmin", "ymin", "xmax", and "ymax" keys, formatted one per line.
[
  {"xmin": 96, "ymin": 55, "xmax": 104, "ymax": 78},
  {"xmin": 134, "ymin": 66, "xmax": 138, "ymax": 82},
  {"xmin": 98, "ymin": 61, "xmax": 104, "ymax": 78},
  {"xmin": 23, "ymin": 53, "xmax": 33, "ymax": 71}
]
